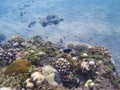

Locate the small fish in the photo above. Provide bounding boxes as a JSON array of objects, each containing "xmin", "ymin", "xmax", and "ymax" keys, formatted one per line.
[
  {"xmin": 28, "ymin": 21, "xmax": 36, "ymax": 28},
  {"xmin": 63, "ymin": 49, "xmax": 72, "ymax": 53}
]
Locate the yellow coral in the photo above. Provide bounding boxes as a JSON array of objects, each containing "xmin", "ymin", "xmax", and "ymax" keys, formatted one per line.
[
  {"xmin": 84, "ymin": 79, "xmax": 92, "ymax": 87},
  {"xmin": 4, "ymin": 59, "xmax": 31, "ymax": 76}
]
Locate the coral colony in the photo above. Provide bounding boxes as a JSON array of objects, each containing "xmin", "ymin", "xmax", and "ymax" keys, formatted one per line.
[{"xmin": 0, "ymin": 35, "xmax": 120, "ymax": 90}]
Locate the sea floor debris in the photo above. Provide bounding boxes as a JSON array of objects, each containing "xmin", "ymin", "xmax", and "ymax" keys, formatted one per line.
[{"xmin": 0, "ymin": 35, "xmax": 120, "ymax": 90}]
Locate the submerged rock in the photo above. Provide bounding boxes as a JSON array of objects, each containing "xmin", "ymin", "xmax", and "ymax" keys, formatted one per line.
[
  {"xmin": 27, "ymin": 15, "xmax": 63, "ymax": 28},
  {"xmin": 40, "ymin": 15, "xmax": 63, "ymax": 27}
]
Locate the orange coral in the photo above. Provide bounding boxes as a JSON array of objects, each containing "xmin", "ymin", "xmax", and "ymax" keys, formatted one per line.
[{"xmin": 4, "ymin": 59, "xmax": 31, "ymax": 76}]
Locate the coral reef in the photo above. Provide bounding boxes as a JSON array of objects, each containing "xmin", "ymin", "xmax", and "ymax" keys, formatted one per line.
[{"xmin": 0, "ymin": 35, "xmax": 120, "ymax": 90}]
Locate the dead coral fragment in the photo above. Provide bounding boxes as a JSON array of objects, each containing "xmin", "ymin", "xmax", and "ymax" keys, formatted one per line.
[{"xmin": 4, "ymin": 59, "xmax": 31, "ymax": 76}]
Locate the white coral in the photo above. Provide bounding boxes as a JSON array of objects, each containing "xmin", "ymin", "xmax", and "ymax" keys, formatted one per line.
[
  {"xmin": 42, "ymin": 65, "xmax": 61, "ymax": 86},
  {"xmin": 81, "ymin": 61, "xmax": 89, "ymax": 73},
  {"xmin": 31, "ymin": 72, "xmax": 45, "ymax": 82},
  {"xmin": 26, "ymin": 66, "xmax": 61, "ymax": 87},
  {"xmin": 25, "ymin": 72, "xmax": 45, "ymax": 89},
  {"xmin": 89, "ymin": 60, "xmax": 95, "ymax": 66},
  {"xmin": 45, "ymin": 73, "xmax": 58, "ymax": 86},
  {"xmin": 0, "ymin": 87, "xmax": 14, "ymax": 90},
  {"xmin": 42, "ymin": 65, "xmax": 57, "ymax": 76},
  {"xmin": 26, "ymin": 82, "xmax": 34, "ymax": 89}
]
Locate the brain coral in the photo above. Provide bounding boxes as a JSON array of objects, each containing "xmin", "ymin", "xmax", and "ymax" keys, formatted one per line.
[{"xmin": 4, "ymin": 59, "xmax": 31, "ymax": 76}]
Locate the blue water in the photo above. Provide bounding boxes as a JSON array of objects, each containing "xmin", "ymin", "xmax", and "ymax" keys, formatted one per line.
[{"xmin": 0, "ymin": 0, "xmax": 120, "ymax": 74}]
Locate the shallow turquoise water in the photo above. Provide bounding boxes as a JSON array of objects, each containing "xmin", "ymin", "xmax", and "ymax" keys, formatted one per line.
[{"xmin": 0, "ymin": 0, "xmax": 120, "ymax": 74}]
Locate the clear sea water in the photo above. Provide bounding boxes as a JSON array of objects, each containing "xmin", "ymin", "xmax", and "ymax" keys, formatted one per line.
[{"xmin": 0, "ymin": 0, "xmax": 120, "ymax": 74}]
